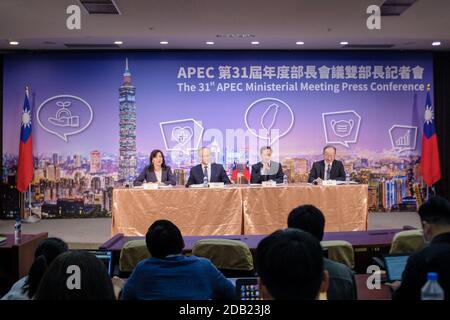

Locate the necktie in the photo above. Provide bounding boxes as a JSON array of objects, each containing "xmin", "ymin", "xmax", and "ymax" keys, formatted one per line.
[
  {"xmin": 204, "ymin": 165, "xmax": 209, "ymax": 183},
  {"xmin": 326, "ymin": 164, "xmax": 331, "ymax": 180}
]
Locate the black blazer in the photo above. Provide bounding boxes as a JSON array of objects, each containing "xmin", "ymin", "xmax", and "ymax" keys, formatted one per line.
[
  {"xmin": 186, "ymin": 163, "xmax": 231, "ymax": 187},
  {"xmin": 250, "ymin": 161, "xmax": 284, "ymax": 184},
  {"xmin": 393, "ymin": 232, "xmax": 450, "ymax": 300},
  {"xmin": 308, "ymin": 160, "xmax": 346, "ymax": 183},
  {"xmin": 134, "ymin": 165, "xmax": 176, "ymax": 186}
]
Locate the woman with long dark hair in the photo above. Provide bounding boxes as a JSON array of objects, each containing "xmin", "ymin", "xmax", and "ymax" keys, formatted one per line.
[
  {"xmin": 1, "ymin": 237, "xmax": 68, "ymax": 300},
  {"xmin": 134, "ymin": 149, "xmax": 176, "ymax": 186},
  {"xmin": 35, "ymin": 250, "xmax": 116, "ymax": 300}
]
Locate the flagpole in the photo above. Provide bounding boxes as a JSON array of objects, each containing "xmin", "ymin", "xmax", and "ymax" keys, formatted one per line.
[
  {"xmin": 28, "ymin": 184, "xmax": 32, "ymax": 214},
  {"xmin": 23, "ymin": 85, "xmax": 39, "ymax": 223},
  {"xmin": 26, "ymin": 86, "xmax": 31, "ymax": 217},
  {"xmin": 19, "ymin": 187, "xmax": 24, "ymax": 218}
]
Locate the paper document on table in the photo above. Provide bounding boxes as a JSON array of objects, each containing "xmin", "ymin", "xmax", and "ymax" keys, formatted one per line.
[
  {"xmin": 336, "ymin": 180, "xmax": 358, "ymax": 185},
  {"xmin": 190, "ymin": 184, "xmax": 207, "ymax": 188}
]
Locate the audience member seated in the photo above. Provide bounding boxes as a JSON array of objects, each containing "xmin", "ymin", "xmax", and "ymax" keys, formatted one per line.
[
  {"xmin": 256, "ymin": 228, "xmax": 329, "ymax": 300},
  {"xmin": 35, "ymin": 250, "xmax": 115, "ymax": 300},
  {"xmin": 121, "ymin": 220, "xmax": 235, "ymax": 300},
  {"xmin": 392, "ymin": 196, "xmax": 450, "ymax": 300},
  {"xmin": 1, "ymin": 237, "xmax": 68, "ymax": 300},
  {"xmin": 287, "ymin": 205, "xmax": 356, "ymax": 300}
]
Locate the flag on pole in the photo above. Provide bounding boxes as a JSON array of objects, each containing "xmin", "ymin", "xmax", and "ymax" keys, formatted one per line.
[
  {"xmin": 243, "ymin": 161, "xmax": 251, "ymax": 182},
  {"xmin": 231, "ymin": 160, "xmax": 238, "ymax": 181},
  {"xmin": 16, "ymin": 87, "xmax": 34, "ymax": 193},
  {"xmin": 420, "ymin": 85, "xmax": 441, "ymax": 187}
]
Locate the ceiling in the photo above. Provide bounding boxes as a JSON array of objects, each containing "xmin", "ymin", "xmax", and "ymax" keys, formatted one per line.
[{"xmin": 0, "ymin": 0, "xmax": 449, "ymax": 50}]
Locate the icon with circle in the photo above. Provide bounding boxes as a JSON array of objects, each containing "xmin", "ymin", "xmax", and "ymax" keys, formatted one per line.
[
  {"xmin": 37, "ymin": 95, "xmax": 93, "ymax": 142},
  {"xmin": 244, "ymin": 97, "xmax": 295, "ymax": 146}
]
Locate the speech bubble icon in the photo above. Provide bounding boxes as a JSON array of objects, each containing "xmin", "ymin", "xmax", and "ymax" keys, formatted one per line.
[
  {"xmin": 37, "ymin": 95, "xmax": 93, "ymax": 142},
  {"xmin": 159, "ymin": 118, "xmax": 204, "ymax": 154},
  {"xmin": 322, "ymin": 110, "xmax": 361, "ymax": 148},
  {"xmin": 244, "ymin": 97, "xmax": 295, "ymax": 146},
  {"xmin": 389, "ymin": 125, "xmax": 418, "ymax": 153}
]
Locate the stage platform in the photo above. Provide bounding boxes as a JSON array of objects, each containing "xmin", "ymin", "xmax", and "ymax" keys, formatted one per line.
[{"xmin": 0, "ymin": 211, "xmax": 421, "ymax": 250}]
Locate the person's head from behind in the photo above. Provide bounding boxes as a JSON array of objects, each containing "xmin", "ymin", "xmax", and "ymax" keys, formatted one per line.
[
  {"xmin": 287, "ymin": 204, "xmax": 325, "ymax": 241},
  {"xmin": 256, "ymin": 229, "xmax": 328, "ymax": 300},
  {"xmin": 260, "ymin": 146, "xmax": 272, "ymax": 164},
  {"xmin": 198, "ymin": 147, "xmax": 211, "ymax": 166},
  {"xmin": 323, "ymin": 145, "xmax": 336, "ymax": 164},
  {"xmin": 35, "ymin": 250, "xmax": 115, "ymax": 300},
  {"xmin": 146, "ymin": 220, "xmax": 185, "ymax": 258},
  {"xmin": 24, "ymin": 237, "xmax": 68, "ymax": 298},
  {"xmin": 418, "ymin": 196, "xmax": 450, "ymax": 242}
]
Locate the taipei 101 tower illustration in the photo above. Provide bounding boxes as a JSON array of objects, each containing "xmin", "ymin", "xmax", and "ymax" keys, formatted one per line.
[{"xmin": 118, "ymin": 58, "xmax": 137, "ymax": 181}]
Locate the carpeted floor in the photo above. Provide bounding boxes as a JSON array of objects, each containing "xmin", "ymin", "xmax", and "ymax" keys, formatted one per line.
[{"xmin": 0, "ymin": 211, "xmax": 422, "ymax": 249}]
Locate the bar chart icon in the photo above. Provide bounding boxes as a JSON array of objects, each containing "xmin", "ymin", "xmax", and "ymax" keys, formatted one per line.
[{"xmin": 389, "ymin": 125, "xmax": 417, "ymax": 152}]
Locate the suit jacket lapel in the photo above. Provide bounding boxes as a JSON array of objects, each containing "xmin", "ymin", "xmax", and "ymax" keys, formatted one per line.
[
  {"xmin": 320, "ymin": 161, "xmax": 325, "ymax": 179},
  {"xmin": 148, "ymin": 171, "xmax": 156, "ymax": 182},
  {"xmin": 210, "ymin": 164, "xmax": 215, "ymax": 181},
  {"xmin": 330, "ymin": 161, "xmax": 335, "ymax": 178},
  {"xmin": 199, "ymin": 165, "xmax": 205, "ymax": 180}
]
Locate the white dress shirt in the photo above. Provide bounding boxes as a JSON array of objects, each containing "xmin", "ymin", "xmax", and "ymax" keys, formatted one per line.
[{"xmin": 154, "ymin": 170, "xmax": 162, "ymax": 183}]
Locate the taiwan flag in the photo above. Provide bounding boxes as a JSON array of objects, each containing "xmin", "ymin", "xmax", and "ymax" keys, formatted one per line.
[
  {"xmin": 420, "ymin": 86, "xmax": 441, "ymax": 187},
  {"xmin": 243, "ymin": 161, "xmax": 251, "ymax": 182},
  {"xmin": 231, "ymin": 161, "xmax": 238, "ymax": 182},
  {"xmin": 16, "ymin": 87, "xmax": 34, "ymax": 193}
]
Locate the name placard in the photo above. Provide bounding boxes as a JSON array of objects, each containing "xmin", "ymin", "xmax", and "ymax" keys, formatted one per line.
[
  {"xmin": 143, "ymin": 183, "xmax": 159, "ymax": 190},
  {"xmin": 209, "ymin": 182, "xmax": 225, "ymax": 189},
  {"xmin": 262, "ymin": 180, "xmax": 277, "ymax": 188},
  {"xmin": 322, "ymin": 180, "xmax": 337, "ymax": 186}
]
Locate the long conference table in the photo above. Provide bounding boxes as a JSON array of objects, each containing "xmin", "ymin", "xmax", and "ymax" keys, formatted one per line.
[{"xmin": 112, "ymin": 183, "xmax": 368, "ymax": 236}]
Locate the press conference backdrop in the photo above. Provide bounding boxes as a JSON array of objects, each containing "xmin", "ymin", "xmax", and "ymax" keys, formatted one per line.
[{"xmin": 2, "ymin": 51, "xmax": 433, "ymax": 218}]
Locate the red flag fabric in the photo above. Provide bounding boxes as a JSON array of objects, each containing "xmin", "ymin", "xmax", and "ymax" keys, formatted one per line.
[
  {"xmin": 420, "ymin": 86, "xmax": 441, "ymax": 187},
  {"xmin": 16, "ymin": 88, "xmax": 34, "ymax": 193},
  {"xmin": 231, "ymin": 161, "xmax": 238, "ymax": 181},
  {"xmin": 244, "ymin": 161, "xmax": 251, "ymax": 182}
]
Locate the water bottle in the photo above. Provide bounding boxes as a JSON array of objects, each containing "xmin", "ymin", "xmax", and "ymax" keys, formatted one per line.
[
  {"xmin": 14, "ymin": 215, "xmax": 22, "ymax": 242},
  {"xmin": 203, "ymin": 175, "xmax": 208, "ymax": 187},
  {"xmin": 345, "ymin": 172, "xmax": 350, "ymax": 183},
  {"xmin": 283, "ymin": 174, "xmax": 288, "ymax": 185},
  {"xmin": 421, "ymin": 272, "xmax": 444, "ymax": 300}
]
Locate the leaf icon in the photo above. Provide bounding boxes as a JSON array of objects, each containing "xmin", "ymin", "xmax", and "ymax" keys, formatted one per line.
[{"xmin": 260, "ymin": 103, "xmax": 279, "ymax": 136}]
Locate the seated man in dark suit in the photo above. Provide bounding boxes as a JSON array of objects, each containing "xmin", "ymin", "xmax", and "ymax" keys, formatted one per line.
[
  {"xmin": 308, "ymin": 145, "xmax": 346, "ymax": 183},
  {"xmin": 186, "ymin": 147, "xmax": 231, "ymax": 187},
  {"xmin": 392, "ymin": 196, "xmax": 450, "ymax": 300},
  {"xmin": 250, "ymin": 146, "xmax": 284, "ymax": 183}
]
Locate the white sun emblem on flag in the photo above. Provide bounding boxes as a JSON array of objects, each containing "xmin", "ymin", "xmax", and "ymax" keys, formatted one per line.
[
  {"xmin": 21, "ymin": 109, "xmax": 32, "ymax": 128},
  {"xmin": 424, "ymin": 105, "xmax": 434, "ymax": 125}
]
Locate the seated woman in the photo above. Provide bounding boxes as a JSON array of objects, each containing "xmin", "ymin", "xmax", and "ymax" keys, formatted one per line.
[
  {"xmin": 1, "ymin": 237, "xmax": 68, "ymax": 300},
  {"xmin": 134, "ymin": 149, "xmax": 176, "ymax": 186},
  {"xmin": 35, "ymin": 250, "xmax": 116, "ymax": 300}
]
